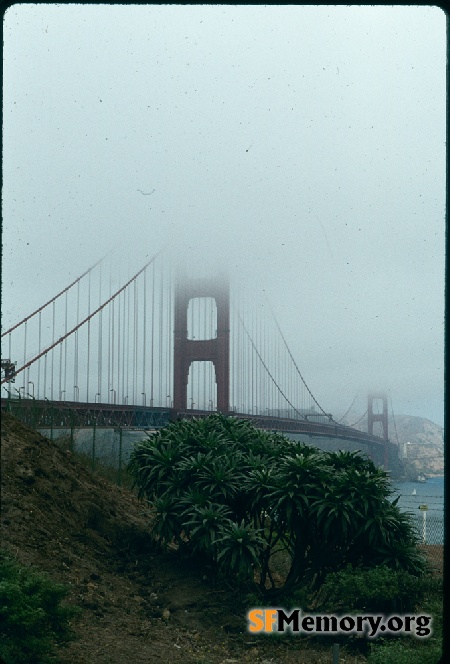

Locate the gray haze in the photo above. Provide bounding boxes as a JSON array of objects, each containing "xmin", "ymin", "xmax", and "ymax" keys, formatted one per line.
[{"xmin": 2, "ymin": 5, "xmax": 446, "ymax": 425}]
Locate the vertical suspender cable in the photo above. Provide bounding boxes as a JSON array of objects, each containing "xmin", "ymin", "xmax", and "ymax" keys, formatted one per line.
[
  {"xmin": 98, "ymin": 263, "xmax": 103, "ymax": 401},
  {"xmin": 242, "ymin": 293, "xmax": 246, "ymax": 413},
  {"xmin": 239, "ymin": 290, "xmax": 247, "ymax": 413},
  {"xmin": 98, "ymin": 310, "xmax": 103, "ymax": 401},
  {"xmin": 189, "ymin": 286, "xmax": 194, "ymax": 408},
  {"xmin": 289, "ymin": 332, "xmax": 292, "ymax": 414},
  {"xmin": 261, "ymin": 300, "xmax": 265, "ymax": 413},
  {"xmin": 167, "ymin": 263, "xmax": 172, "ymax": 407},
  {"xmin": 274, "ymin": 314, "xmax": 278, "ymax": 414},
  {"xmin": 51, "ymin": 300, "xmax": 55, "ymax": 400},
  {"xmin": 209, "ymin": 297, "xmax": 212, "ymax": 408},
  {"xmin": 64, "ymin": 290, "xmax": 68, "ymax": 396},
  {"xmin": 272, "ymin": 318, "xmax": 280, "ymax": 417},
  {"xmin": 271, "ymin": 308, "xmax": 275, "ymax": 413},
  {"xmin": 126, "ymin": 282, "xmax": 130, "ymax": 403},
  {"xmin": 258, "ymin": 300, "xmax": 262, "ymax": 414},
  {"xmin": 121, "ymin": 289, "xmax": 126, "ymax": 403},
  {"xmin": 142, "ymin": 266, "xmax": 147, "ymax": 405},
  {"xmin": 59, "ymin": 342, "xmax": 63, "ymax": 400},
  {"xmin": 242, "ymin": 290, "xmax": 246, "ymax": 413},
  {"xmin": 251, "ymin": 299, "xmax": 255, "ymax": 413},
  {"xmin": 282, "ymin": 320, "xmax": 285, "ymax": 414},
  {"xmin": 86, "ymin": 269, "xmax": 91, "ymax": 403},
  {"xmin": 266, "ymin": 304, "xmax": 270, "ymax": 413},
  {"xmin": 58, "ymin": 308, "xmax": 63, "ymax": 399},
  {"xmin": 111, "ymin": 272, "xmax": 114, "ymax": 403},
  {"xmin": 111, "ymin": 297, "xmax": 115, "ymax": 401},
  {"xmin": 230, "ymin": 289, "xmax": 233, "ymax": 411},
  {"xmin": 117, "ymin": 287, "xmax": 121, "ymax": 403},
  {"xmin": 197, "ymin": 298, "xmax": 200, "ymax": 408},
  {"xmin": 259, "ymin": 299, "xmax": 264, "ymax": 414},
  {"xmin": 203, "ymin": 298, "xmax": 207, "ymax": 409},
  {"xmin": 268, "ymin": 314, "xmax": 272, "ymax": 413},
  {"xmin": 247, "ymin": 294, "xmax": 251, "ymax": 413},
  {"xmin": 150, "ymin": 261, "xmax": 155, "ymax": 407},
  {"xmin": 23, "ymin": 321, "xmax": 27, "ymax": 392},
  {"xmin": 132, "ymin": 279, "xmax": 136, "ymax": 404},
  {"xmin": 44, "ymin": 352, "xmax": 47, "ymax": 399},
  {"xmin": 135, "ymin": 277, "xmax": 139, "ymax": 405},
  {"xmin": 243, "ymin": 290, "xmax": 246, "ymax": 412},
  {"xmin": 235, "ymin": 288, "xmax": 239, "ymax": 411},
  {"xmin": 108, "ymin": 265, "xmax": 112, "ymax": 400},
  {"xmin": 212, "ymin": 297, "xmax": 215, "ymax": 408},
  {"xmin": 37, "ymin": 312, "xmax": 42, "ymax": 398},
  {"xmin": 74, "ymin": 279, "xmax": 80, "ymax": 400},
  {"xmin": 159, "ymin": 261, "xmax": 164, "ymax": 406},
  {"xmin": 168, "ymin": 263, "xmax": 173, "ymax": 406},
  {"xmin": 230, "ymin": 288, "xmax": 234, "ymax": 411}
]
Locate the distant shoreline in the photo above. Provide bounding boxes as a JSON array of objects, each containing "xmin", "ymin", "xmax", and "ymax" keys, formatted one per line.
[{"xmin": 395, "ymin": 474, "xmax": 444, "ymax": 482}]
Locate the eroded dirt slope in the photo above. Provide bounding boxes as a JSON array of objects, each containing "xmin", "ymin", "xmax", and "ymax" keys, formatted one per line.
[{"xmin": 1, "ymin": 413, "xmax": 360, "ymax": 663}]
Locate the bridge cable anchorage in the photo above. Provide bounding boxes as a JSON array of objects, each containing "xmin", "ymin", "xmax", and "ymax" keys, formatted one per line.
[
  {"xmin": 234, "ymin": 308, "xmax": 309, "ymax": 421},
  {"xmin": 1, "ymin": 254, "xmax": 108, "ymax": 338},
  {"xmin": 261, "ymin": 294, "xmax": 329, "ymax": 418},
  {"xmin": 336, "ymin": 391, "xmax": 360, "ymax": 423},
  {"xmin": 348, "ymin": 409, "xmax": 368, "ymax": 428},
  {"xmin": 0, "ymin": 250, "xmax": 164, "ymax": 386}
]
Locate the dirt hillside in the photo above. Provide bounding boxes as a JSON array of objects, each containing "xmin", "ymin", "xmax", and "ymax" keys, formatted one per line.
[{"xmin": 1, "ymin": 413, "xmax": 353, "ymax": 663}]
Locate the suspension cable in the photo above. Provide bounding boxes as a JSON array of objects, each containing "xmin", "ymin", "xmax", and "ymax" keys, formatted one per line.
[
  {"xmin": 1, "ymin": 251, "xmax": 163, "ymax": 385},
  {"xmin": 263, "ymin": 295, "xmax": 328, "ymax": 416},
  {"xmin": 337, "ymin": 391, "xmax": 359, "ymax": 423},
  {"xmin": 1, "ymin": 255, "xmax": 107, "ymax": 337},
  {"xmin": 234, "ymin": 307, "xmax": 309, "ymax": 420},
  {"xmin": 348, "ymin": 409, "xmax": 368, "ymax": 427}
]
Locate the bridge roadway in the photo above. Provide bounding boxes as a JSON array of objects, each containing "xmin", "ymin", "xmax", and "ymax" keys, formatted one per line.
[{"xmin": 1, "ymin": 397, "xmax": 395, "ymax": 466}]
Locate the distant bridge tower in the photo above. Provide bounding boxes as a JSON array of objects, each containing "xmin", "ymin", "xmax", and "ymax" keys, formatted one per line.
[
  {"xmin": 173, "ymin": 273, "xmax": 230, "ymax": 412},
  {"xmin": 367, "ymin": 392, "xmax": 388, "ymax": 440}
]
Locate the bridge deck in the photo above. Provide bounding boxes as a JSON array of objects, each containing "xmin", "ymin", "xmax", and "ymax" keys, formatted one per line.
[{"xmin": 1, "ymin": 397, "xmax": 387, "ymax": 443}]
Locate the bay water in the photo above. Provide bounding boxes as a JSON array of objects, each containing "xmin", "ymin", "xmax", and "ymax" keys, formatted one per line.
[{"xmin": 391, "ymin": 475, "xmax": 444, "ymax": 545}]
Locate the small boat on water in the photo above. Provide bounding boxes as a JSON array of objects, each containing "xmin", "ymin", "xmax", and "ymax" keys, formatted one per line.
[
  {"xmin": 412, "ymin": 488, "xmax": 417, "ymax": 495},
  {"xmin": 417, "ymin": 474, "xmax": 427, "ymax": 483}
]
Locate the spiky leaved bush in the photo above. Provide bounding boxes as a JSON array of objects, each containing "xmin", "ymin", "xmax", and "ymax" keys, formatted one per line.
[{"xmin": 128, "ymin": 414, "xmax": 426, "ymax": 595}]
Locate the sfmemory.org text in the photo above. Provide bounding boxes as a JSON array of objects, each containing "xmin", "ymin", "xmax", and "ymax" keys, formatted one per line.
[{"xmin": 247, "ymin": 609, "xmax": 432, "ymax": 638}]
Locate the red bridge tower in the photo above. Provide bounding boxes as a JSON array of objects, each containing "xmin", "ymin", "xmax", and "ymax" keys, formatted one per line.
[
  {"xmin": 367, "ymin": 392, "xmax": 389, "ymax": 440},
  {"xmin": 173, "ymin": 273, "xmax": 230, "ymax": 412}
]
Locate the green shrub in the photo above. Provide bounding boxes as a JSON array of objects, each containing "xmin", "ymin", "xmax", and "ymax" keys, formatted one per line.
[
  {"xmin": 128, "ymin": 414, "xmax": 427, "ymax": 596},
  {"xmin": 314, "ymin": 564, "xmax": 434, "ymax": 614},
  {"xmin": 367, "ymin": 593, "xmax": 443, "ymax": 664},
  {"xmin": 0, "ymin": 550, "xmax": 79, "ymax": 663}
]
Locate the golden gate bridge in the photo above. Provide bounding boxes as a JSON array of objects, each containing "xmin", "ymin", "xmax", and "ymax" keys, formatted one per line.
[{"xmin": 1, "ymin": 250, "xmax": 395, "ymax": 467}]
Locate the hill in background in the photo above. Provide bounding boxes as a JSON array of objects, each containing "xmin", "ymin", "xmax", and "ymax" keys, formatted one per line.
[{"xmin": 339, "ymin": 412, "xmax": 444, "ymax": 477}]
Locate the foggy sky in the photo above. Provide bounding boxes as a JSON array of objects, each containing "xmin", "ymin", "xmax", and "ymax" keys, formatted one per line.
[{"xmin": 2, "ymin": 5, "xmax": 446, "ymax": 425}]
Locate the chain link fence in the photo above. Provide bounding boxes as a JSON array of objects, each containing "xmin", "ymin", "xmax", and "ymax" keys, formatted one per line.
[
  {"xmin": 393, "ymin": 488, "xmax": 444, "ymax": 576},
  {"xmin": 410, "ymin": 513, "xmax": 444, "ymax": 575},
  {"xmin": 50, "ymin": 426, "xmax": 151, "ymax": 489}
]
